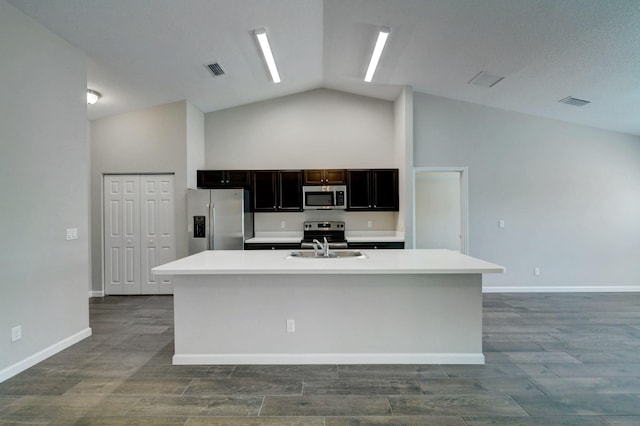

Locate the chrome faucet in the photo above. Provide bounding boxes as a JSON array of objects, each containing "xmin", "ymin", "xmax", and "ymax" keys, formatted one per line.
[{"xmin": 312, "ymin": 237, "xmax": 331, "ymax": 257}]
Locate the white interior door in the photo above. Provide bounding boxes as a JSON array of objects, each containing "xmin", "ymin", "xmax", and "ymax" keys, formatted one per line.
[
  {"xmin": 414, "ymin": 169, "xmax": 466, "ymax": 252},
  {"xmin": 104, "ymin": 175, "xmax": 141, "ymax": 294},
  {"xmin": 104, "ymin": 174, "xmax": 175, "ymax": 295},
  {"xmin": 140, "ymin": 175, "xmax": 175, "ymax": 294}
]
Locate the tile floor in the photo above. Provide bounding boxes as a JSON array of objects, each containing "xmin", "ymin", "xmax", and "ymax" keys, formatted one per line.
[{"xmin": 1, "ymin": 293, "xmax": 640, "ymax": 425}]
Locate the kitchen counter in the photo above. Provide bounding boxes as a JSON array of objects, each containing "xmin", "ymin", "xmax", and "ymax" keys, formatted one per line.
[
  {"xmin": 153, "ymin": 248, "xmax": 502, "ymax": 275},
  {"xmin": 153, "ymin": 249, "xmax": 503, "ymax": 366}
]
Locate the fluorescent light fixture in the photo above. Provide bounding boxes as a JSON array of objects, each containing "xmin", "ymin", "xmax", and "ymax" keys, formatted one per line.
[
  {"xmin": 87, "ymin": 89, "xmax": 101, "ymax": 105},
  {"xmin": 364, "ymin": 27, "xmax": 390, "ymax": 83},
  {"xmin": 254, "ymin": 28, "xmax": 281, "ymax": 83}
]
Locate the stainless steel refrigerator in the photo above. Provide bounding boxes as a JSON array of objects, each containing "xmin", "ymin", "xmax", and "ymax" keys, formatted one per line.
[{"xmin": 187, "ymin": 188, "xmax": 254, "ymax": 254}]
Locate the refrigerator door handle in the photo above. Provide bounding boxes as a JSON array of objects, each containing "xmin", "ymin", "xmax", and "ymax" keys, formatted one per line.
[{"xmin": 209, "ymin": 205, "xmax": 215, "ymax": 250}]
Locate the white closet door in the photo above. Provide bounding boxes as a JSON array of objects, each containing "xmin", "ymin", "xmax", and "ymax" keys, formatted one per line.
[
  {"xmin": 140, "ymin": 175, "xmax": 175, "ymax": 294},
  {"xmin": 104, "ymin": 175, "xmax": 141, "ymax": 295}
]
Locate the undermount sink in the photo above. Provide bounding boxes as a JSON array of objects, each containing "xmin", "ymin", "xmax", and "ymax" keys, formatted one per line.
[{"xmin": 286, "ymin": 250, "xmax": 367, "ymax": 259}]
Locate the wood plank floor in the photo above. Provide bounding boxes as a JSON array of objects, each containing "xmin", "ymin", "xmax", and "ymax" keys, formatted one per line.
[{"xmin": 1, "ymin": 293, "xmax": 640, "ymax": 425}]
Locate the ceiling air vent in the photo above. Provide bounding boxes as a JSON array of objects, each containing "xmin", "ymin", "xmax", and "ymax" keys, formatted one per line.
[
  {"xmin": 468, "ymin": 71, "xmax": 504, "ymax": 88},
  {"xmin": 559, "ymin": 96, "xmax": 590, "ymax": 107},
  {"xmin": 206, "ymin": 62, "xmax": 225, "ymax": 77}
]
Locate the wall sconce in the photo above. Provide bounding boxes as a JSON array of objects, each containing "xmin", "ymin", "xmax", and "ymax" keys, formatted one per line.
[{"xmin": 87, "ymin": 89, "xmax": 102, "ymax": 105}]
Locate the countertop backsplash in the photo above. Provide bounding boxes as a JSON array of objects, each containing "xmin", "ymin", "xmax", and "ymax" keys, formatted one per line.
[{"xmin": 254, "ymin": 211, "xmax": 398, "ymax": 233}]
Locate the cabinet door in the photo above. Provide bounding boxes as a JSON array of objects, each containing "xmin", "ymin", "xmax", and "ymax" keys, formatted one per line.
[
  {"xmin": 197, "ymin": 170, "xmax": 226, "ymax": 188},
  {"xmin": 278, "ymin": 170, "xmax": 303, "ymax": 211},
  {"xmin": 372, "ymin": 169, "xmax": 399, "ymax": 210},
  {"xmin": 346, "ymin": 170, "xmax": 372, "ymax": 210},
  {"xmin": 304, "ymin": 169, "xmax": 345, "ymax": 185},
  {"xmin": 226, "ymin": 170, "xmax": 251, "ymax": 187},
  {"xmin": 252, "ymin": 171, "xmax": 278, "ymax": 211},
  {"xmin": 303, "ymin": 170, "xmax": 324, "ymax": 185},
  {"xmin": 324, "ymin": 169, "xmax": 345, "ymax": 184}
]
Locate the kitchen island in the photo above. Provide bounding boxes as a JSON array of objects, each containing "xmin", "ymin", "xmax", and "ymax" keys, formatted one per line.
[{"xmin": 153, "ymin": 249, "xmax": 504, "ymax": 365}]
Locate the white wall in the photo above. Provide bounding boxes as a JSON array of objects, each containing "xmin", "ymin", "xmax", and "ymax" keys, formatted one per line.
[
  {"xmin": 205, "ymin": 88, "xmax": 398, "ymax": 231},
  {"xmin": 90, "ymin": 101, "xmax": 190, "ymax": 293},
  {"xmin": 205, "ymin": 88, "xmax": 395, "ymax": 169},
  {"xmin": 186, "ymin": 101, "xmax": 205, "ymax": 189},
  {"xmin": 414, "ymin": 92, "xmax": 640, "ymax": 290},
  {"xmin": 0, "ymin": 0, "xmax": 90, "ymax": 380},
  {"xmin": 394, "ymin": 86, "xmax": 414, "ymax": 245}
]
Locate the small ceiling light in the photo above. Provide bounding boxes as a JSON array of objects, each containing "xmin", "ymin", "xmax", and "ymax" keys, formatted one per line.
[
  {"xmin": 364, "ymin": 27, "xmax": 390, "ymax": 83},
  {"xmin": 87, "ymin": 89, "xmax": 102, "ymax": 105},
  {"xmin": 254, "ymin": 28, "xmax": 281, "ymax": 83}
]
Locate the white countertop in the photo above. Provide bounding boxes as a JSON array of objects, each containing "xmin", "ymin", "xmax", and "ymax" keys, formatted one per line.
[
  {"xmin": 244, "ymin": 231, "xmax": 405, "ymax": 244},
  {"xmin": 153, "ymin": 249, "xmax": 504, "ymax": 275}
]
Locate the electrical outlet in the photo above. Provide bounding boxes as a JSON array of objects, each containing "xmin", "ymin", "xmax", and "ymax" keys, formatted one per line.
[
  {"xmin": 367, "ymin": 221, "xmax": 373, "ymax": 228},
  {"xmin": 66, "ymin": 228, "xmax": 78, "ymax": 240},
  {"xmin": 286, "ymin": 319, "xmax": 295, "ymax": 333},
  {"xmin": 280, "ymin": 220, "xmax": 286, "ymax": 229},
  {"xmin": 499, "ymin": 219, "xmax": 505, "ymax": 229},
  {"xmin": 534, "ymin": 267, "xmax": 541, "ymax": 276},
  {"xmin": 11, "ymin": 325, "xmax": 22, "ymax": 342}
]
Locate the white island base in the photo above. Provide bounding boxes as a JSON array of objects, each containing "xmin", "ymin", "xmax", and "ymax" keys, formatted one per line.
[{"xmin": 153, "ymin": 249, "xmax": 504, "ymax": 365}]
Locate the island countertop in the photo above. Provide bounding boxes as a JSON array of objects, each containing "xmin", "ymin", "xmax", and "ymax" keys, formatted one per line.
[{"xmin": 153, "ymin": 248, "xmax": 504, "ymax": 275}]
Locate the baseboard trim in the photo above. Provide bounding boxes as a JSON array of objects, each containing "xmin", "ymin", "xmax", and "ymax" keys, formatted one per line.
[
  {"xmin": 173, "ymin": 352, "xmax": 485, "ymax": 365},
  {"xmin": 89, "ymin": 291, "xmax": 104, "ymax": 298},
  {"xmin": 483, "ymin": 286, "xmax": 640, "ymax": 293},
  {"xmin": 0, "ymin": 328, "xmax": 92, "ymax": 383}
]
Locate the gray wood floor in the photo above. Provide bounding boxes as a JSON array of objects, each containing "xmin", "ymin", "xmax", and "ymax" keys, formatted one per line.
[{"xmin": 1, "ymin": 293, "xmax": 640, "ymax": 425}]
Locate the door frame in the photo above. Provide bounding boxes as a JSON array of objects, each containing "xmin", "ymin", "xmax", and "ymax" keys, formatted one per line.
[{"xmin": 412, "ymin": 167, "xmax": 469, "ymax": 254}]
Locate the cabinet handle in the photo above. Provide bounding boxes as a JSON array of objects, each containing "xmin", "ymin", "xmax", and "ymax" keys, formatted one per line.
[
  {"xmin": 220, "ymin": 180, "xmax": 224, "ymax": 183},
  {"xmin": 226, "ymin": 180, "xmax": 229, "ymax": 183},
  {"xmin": 374, "ymin": 205, "xmax": 377, "ymax": 208}
]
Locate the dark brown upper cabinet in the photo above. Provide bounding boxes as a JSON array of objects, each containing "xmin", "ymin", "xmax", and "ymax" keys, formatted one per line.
[
  {"xmin": 303, "ymin": 169, "xmax": 345, "ymax": 185},
  {"xmin": 252, "ymin": 170, "xmax": 303, "ymax": 212},
  {"xmin": 346, "ymin": 169, "xmax": 399, "ymax": 211},
  {"xmin": 197, "ymin": 170, "xmax": 251, "ymax": 189}
]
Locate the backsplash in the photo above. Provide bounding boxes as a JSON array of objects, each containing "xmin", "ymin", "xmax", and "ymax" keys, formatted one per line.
[{"xmin": 254, "ymin": 211, "xmax": 398, "ymax": 232}]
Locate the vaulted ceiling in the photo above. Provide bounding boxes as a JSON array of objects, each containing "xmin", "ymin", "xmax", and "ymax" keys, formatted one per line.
[{"xmin": 9, "ymin": 0, "xmax": 640, "ymax": 136}]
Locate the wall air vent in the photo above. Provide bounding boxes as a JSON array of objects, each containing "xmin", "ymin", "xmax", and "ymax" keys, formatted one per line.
[
  {"xmin": 468, "ymin": 71, "xmax": 504, "ymax": 88},
  {"xmin": 206, "ymin": 62, "xmax": 225, "ymax": 77},
  {"xmin": 559, "ymin": 96, "xmax": 590, "ymax": 107}
]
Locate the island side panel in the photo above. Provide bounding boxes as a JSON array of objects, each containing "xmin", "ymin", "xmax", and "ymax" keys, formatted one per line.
[{"xmin": 172, "ymin": 273, "xmax": 483, "ymax": 364}]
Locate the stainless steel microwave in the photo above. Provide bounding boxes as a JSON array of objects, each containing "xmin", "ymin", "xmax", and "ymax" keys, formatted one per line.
[{"xmin": 302, "ymin": 185, "xmax": 347, "ymax": 210}]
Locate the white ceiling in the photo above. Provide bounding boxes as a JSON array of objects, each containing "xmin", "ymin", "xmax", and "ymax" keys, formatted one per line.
[{"xmin": 9, "ymin": 0, "xmax": 640, "ymax": 136}]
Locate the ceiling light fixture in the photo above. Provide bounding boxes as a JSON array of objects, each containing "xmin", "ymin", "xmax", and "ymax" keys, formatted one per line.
[
  {"xmin": 87, "ymin": 89, "xmax": 102, "ymax": 105},
  {"xmin": 254, "ymin": 28, "xmax": 281, "ymax": 83},
  {"xmin": 364, "ymin": 27, "xmax": 390, "ymax": 83}
]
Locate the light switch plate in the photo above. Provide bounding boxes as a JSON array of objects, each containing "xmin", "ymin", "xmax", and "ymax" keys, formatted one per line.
[
  {"xmin": 11, "ymin": 325, "xmax": 22, "ymax": 342},
  {"xmin": 66, "ymin": 228, "xmax": 78, "ymax": 240}
]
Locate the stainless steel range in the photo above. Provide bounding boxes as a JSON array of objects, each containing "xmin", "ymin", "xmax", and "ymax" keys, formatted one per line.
[{"xmin": 301, "ymin": 221, "xmax": 348, "ymax": 249}]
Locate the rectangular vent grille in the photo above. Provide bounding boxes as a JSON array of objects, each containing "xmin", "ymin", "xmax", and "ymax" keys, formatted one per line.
[
  {"xmin": 206, "ymin": 62, "xmax": 225, "ymax": 76},
  {"xmin": 468, "ymin": 71, "xmax": 504, "ymax": 88},
  {"xmin": 559, "ymin": 96, "xmax": 590, "ymax": 107}
]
